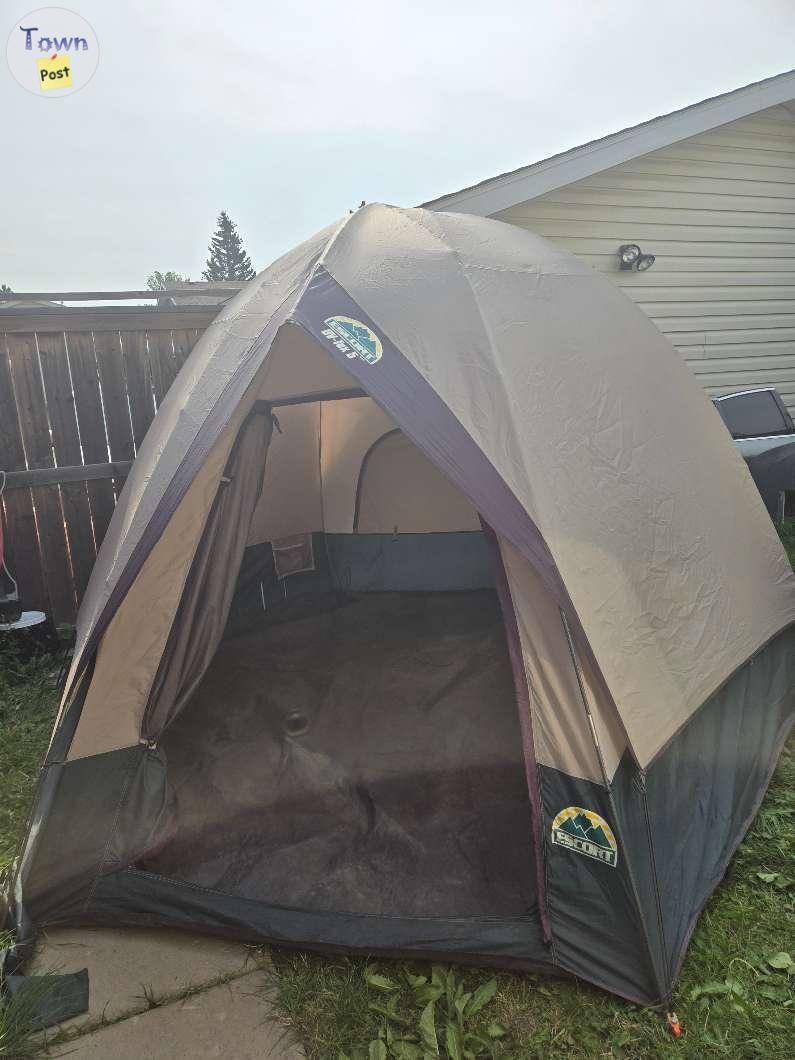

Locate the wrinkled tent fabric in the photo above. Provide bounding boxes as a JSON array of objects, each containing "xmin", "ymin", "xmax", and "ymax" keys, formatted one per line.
[
  {"xmin": 6, "ymin": 205, "xmax": 795, "ymax": 1008},
  {"xmin": 143, "ymin": 408, "xmax": 273, "ymax": 740}
]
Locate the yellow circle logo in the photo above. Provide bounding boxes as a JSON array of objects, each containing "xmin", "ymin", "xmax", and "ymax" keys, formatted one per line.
[
  {"xmin": 322, "ymin": 316, "xmax": 383, "ymax": 365},
  {"xmin": 551, "ymin": 806, "xmax": 618, "ymax": 867}
]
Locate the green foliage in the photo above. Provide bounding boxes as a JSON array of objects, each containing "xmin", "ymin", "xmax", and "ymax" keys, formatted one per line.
[
  {"xmin": 376, "ymin": 966, "xmax": 506, "ymax": 1059},
  {"xmin": 145, "ymin": 270, "xmax": 187, "ymax": 291},
  {"xmin": 284, "ymin": 963, "xmax": 506, "ymax": 1060},
  {"xmin": 202, "ymin": 210, "xmax": 255, "ymax": 282},
  {"xmin": 0, "ymin": 641, "xmax": 64, "ymax": 1057},
  {"xmin": 0, "ymin": 640, "xmax": 59, "ymax": 874},
  {"xmin": 0, "ymin": 977, "xmax": 53, "ymax": 1058},
  {"xmin": 766, "ymin": 952, "xmax": 793, "ymax": 972}
]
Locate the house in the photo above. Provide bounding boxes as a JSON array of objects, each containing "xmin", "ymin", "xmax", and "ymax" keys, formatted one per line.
[{"xmin": 424, "ymin": 69, "xmax": 795, "ymax": 414}]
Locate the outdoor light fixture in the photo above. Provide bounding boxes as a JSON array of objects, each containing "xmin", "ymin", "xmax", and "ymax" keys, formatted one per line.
[
  {"xmin": 618, "ymin": 243, "xmax": 655, "ymax": 271},
  {"xmin": 618, "ymin": 243, "xmax": 641, "ymax": 269}
]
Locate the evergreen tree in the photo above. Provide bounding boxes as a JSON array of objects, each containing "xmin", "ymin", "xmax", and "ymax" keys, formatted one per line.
[
  {"xmin": 0, "ymin": 284, "xmax": 12, "ymax": 293},
  {"xmin": 202, "ymin": 212, "xmax": 255, "ymax": 282}
]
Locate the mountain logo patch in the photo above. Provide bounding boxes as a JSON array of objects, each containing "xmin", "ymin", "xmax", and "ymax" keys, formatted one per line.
[
  {"xmin": 551, "ymin": 806, "xmax": 618, "ymax": 867},
  {"xmin": 322, "ymin": 316, "xmax": 383, "ymax": 365}
]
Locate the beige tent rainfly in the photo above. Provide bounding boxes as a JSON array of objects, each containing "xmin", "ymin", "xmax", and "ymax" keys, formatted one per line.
[{"xmin": 5, "ymin": 205, "xmax": 795, "ymax": 1006}]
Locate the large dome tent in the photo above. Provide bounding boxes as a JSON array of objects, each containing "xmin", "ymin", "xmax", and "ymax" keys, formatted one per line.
[{"xmin": 5, "ymin": 205, "xmax": 795, "ymax": 1007}]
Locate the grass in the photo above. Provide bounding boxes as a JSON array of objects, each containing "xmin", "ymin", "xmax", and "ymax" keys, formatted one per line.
[
  {"xmin": 0, "ymin": 935, "xmax": 60, "ymax": 1060},
  {"xmin": 0, "ymin": 644, "xmax": 60, "ymax": 1058},
  {"xmin": 1, "ymin": 526, "xmax": 794, "ymax": 1057},
  {"xmin": 0, "ymin": 645, "xmax": 59, "ymax": 877}
]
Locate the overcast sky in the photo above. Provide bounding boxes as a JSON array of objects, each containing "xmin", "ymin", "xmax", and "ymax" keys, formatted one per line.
[{"xmin": 2, "ymin": 0, "xmax": 794, "ymax": 291}]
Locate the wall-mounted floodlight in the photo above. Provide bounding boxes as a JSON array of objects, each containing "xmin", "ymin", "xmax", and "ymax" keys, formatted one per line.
[
  {"xmin": 618, "ymin": 244, "xmax": 655, "ymax": 271},
  {"xmin": 618, "ymin": 243, "xmax": 641, "ymax": 269}
]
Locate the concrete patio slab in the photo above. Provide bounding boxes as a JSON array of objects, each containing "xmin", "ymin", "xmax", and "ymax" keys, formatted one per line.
[
  {"xmin": 47, "ymin": 969, "xmax": 303, "ymax": 1059},
  {"xmin": 30, "ymin": 926, "xmax": 261, "ymax": 1033}
]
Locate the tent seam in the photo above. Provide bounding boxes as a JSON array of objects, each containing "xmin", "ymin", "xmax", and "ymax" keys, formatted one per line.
[{"xmin": 640, "ymin": 781, "xmax": 670, "ymax": 998}]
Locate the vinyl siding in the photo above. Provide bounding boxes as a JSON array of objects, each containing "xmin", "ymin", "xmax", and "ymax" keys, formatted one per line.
[{"xmin": 494, "ymin": 105, "xmax": 795, "ymax": 413}]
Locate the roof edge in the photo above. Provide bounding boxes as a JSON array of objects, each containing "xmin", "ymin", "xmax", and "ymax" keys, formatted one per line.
[{"xmin": 421, "ymin": 68, "xmax": 795, "ymax": 217}]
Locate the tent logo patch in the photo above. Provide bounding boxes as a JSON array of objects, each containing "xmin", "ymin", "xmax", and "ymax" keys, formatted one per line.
[
  {"xmin": 323, "ymin": 316, "xmax": 383, "ymax": 365},
  {"xmin": 551, "ymin": 806, "xmax": 618, "ymax": 867}
]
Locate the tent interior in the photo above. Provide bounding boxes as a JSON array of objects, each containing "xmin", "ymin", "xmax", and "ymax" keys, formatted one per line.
[{"xmin": 131, "ymin": 325, "xmax": 538, "ymax": 923}]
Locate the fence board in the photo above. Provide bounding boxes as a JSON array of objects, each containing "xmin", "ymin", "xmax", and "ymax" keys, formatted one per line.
[
  {"xmin": 146, "ymin": 331, "xmax": 178, "ymax": 405},
  {"xmin": 4, "ymin": 463, "xmax": 132, "ymax": 489},
  {"xmin": 1, "ymin": 492, "xmax": 47, "ymax": 613},
  {"xmin": 92, "ymin": 331, "xmax": 135, "ymax": 463},
  {"xmin": 6, "ymin": 335, "xmax": 50, "ymax": 468},
  {"xmin": 0, "ymin": 332, "xmax": 47, "ymax": 611},
  {"xmin": 120, "ymin": 330, "xmax": 156, "ymax": 448},
  {"xmin": 6, "ymin": 333, "xmax": 76, "ymax": 621},
  {"xmin": 0, "ymin": 306, "xmax": 218, "ymax": 333},
  {"xmin": 37, "ymin": 332, "xmax": 97, "ymax": 600},
  {"xmin": 1, "ymin": 288, "xmax": 239, "ymax": 303},
  {"xmin": 66, "ymin": 332, "xmax": 116, "ymax": 544},
  {"xmin": 0, "ymin": 336, "xmax": 26, "ymax": 472},
  {"xmin": 31, "ymin": 487, "xmax": 77, "ymax": 623}
]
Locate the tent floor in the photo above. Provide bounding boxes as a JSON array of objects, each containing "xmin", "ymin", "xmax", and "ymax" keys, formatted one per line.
[{"xmin": 142, "ymin": 590, "xmax": 537, "ymax": 920}]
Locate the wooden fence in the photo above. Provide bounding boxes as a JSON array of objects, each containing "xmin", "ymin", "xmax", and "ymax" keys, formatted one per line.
[{"xmin": 0, "ymin": 304, "xmax": 220, "ymax": 624}]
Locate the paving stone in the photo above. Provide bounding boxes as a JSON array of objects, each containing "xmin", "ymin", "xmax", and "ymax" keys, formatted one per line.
[
  {"xmin": 47, "ymin": 970, "xmax": 304, "ymax": 1058},
  {"xmin": 31, "ymin": 926, "xmax": 258, "ymax": 1032}
]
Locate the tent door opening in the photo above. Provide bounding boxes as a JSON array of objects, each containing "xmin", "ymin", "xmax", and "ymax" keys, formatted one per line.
[{"xmin": 137, "ymin": 396, "xmax": 541, "ymax": 925}]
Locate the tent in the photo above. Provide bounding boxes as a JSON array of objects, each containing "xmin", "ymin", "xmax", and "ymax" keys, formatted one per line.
[{"xmin": 5, "ymin": 205, "xmax": 795, "ymax": 1007}]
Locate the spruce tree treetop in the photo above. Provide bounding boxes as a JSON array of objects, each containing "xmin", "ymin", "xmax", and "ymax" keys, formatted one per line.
[{"xmin": 202, "ymin": 211, "xmax": 255, "ymax": 282}]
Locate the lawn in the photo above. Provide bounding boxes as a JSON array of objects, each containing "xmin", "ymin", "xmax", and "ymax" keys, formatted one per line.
[
  {"xmin": 0, "ymin": 646, "xmax": 59, "ymax": 877},
  {"xmin": 1, "ymin": 532, "xmax": 794, "ymax": 1058}
]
